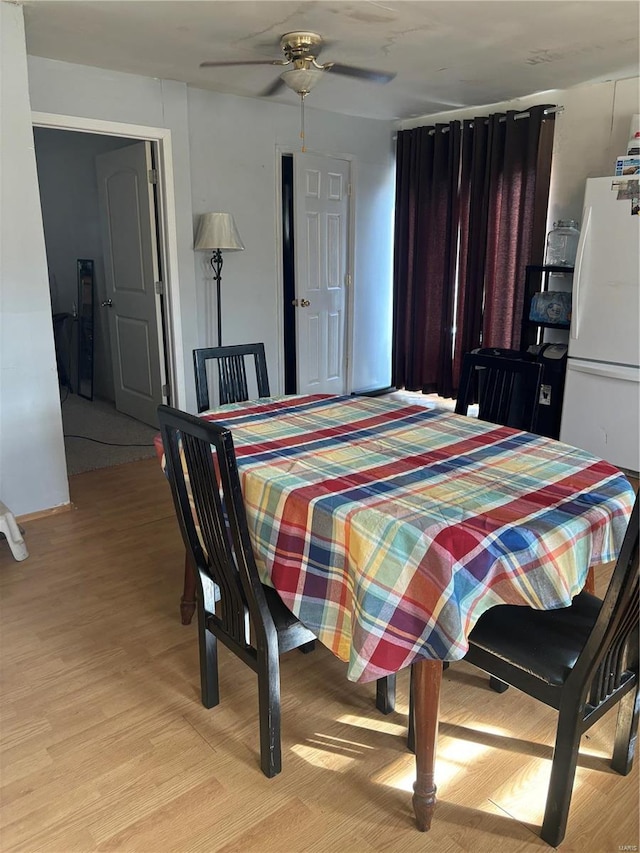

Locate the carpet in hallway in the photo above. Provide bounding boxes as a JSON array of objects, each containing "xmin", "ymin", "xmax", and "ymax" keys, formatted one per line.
[{"xmin": 61, "ymin": 393, "xmax": 158, "ymax": 475}]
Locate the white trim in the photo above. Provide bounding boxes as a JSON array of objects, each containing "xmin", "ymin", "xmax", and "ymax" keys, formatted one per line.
[
  {"xmin": 345, "ymin": 156, "xmax": 356, "ymax": 395},
  {"xmin": 31, "ymin": 112, "xmax": 169, "ymax": 141},
  {"xmin": 274, "ymin": 145, "xmax": 286, "ymax": 393},
  {"xmin": 31, "ymin": 111, "xmax": 186, "ymax": 407}
]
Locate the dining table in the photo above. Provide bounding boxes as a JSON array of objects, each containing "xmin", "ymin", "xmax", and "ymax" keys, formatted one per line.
[{"xmin": 198, "ymin": 393, "xmax": 635, "ymax": 831}]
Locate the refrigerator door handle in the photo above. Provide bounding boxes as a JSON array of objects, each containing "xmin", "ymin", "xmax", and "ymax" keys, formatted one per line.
[
  {"xmin": 567, "ymin": 358, "xmax": 640, "ymax": 383},
  {"xmin": 571, "ymin": 205, "xmax": 591, "ymax": 341},
  {"xmin": 570, "ymin": 206, "xmax": 591, "ymax": 341}
]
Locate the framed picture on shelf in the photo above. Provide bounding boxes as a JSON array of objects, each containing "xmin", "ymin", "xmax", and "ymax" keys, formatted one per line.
[{"xmin": 529, "ymin": 291, "xmax": 571, "ymax": 325}]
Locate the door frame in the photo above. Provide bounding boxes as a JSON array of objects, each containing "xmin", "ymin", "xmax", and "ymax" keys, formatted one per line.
[
  {"xmin": 31, "ymin": 111, "xmax": 183, "ymax": 409},
  {"xmin": 274, "ymin": 145, "xmax": 356, "ymax": 395}
]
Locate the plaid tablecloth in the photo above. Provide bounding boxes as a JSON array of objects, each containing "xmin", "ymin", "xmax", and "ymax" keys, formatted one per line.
[{"xmin": 202, "ymin": 394, "xmax": 634, "ymax": 683}]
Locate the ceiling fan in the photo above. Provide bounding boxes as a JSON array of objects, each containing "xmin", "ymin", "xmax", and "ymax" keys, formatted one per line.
[{"xmin": 200, "ymin": 31, "xmax": 396, "ymax": 98}]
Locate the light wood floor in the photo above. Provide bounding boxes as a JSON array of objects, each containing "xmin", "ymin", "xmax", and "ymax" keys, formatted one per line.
[{"xmin": 1, "ymin": 459, "xmax": 637, "ymax": 853}]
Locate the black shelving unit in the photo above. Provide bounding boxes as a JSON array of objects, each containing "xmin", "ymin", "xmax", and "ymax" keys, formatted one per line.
[
  {"xmin": 521, "ymin": 264, "xmax": 573, "ymax": 349},
  {"xmin": 519, "ymin": 264, "xmax": 573, "ymax": 440}
]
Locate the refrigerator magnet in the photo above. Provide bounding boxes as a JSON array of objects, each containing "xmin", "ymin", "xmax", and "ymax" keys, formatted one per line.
[{"xmin": 614, "ymin": 177, "xmax": 639, "ymax": 200}]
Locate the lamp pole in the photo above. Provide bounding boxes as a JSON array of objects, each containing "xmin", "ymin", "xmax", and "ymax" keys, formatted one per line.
[{"xmin": 210, "ymin": 249, "xmax": 224, "ymax": 346}]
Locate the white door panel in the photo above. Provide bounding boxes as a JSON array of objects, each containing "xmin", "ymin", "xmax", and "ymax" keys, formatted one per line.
[
  {"xmin": 294, "ymin": 154, "xmax": 349, "ymax": 395},
  {"xmin": 560, "ymin": 359, "xmax": 640, "ymax": 473},
  {"xmin": 96, "ymin": 142, "xmax": 163, "ymax": 426}
]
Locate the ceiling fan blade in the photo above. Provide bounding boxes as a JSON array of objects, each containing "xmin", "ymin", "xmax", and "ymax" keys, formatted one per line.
[
  {"xmin": 260, "ymin": 76, "xmax": 287, "ymax": 97},
  {"xmin": 199, "ymin": 59, "xmax": 286, "ymax": 68},
  {"xmin": 325, "ymin": 63, "xmax": 396, "ymax": 84}
]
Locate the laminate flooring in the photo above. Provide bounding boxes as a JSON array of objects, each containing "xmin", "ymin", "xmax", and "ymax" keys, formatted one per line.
[{"xmin": 0, "ymin": 459, "xmax": 637, "ymax": 852}]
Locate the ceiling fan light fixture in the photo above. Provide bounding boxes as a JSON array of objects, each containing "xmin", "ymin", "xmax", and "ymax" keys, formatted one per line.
[{"xmin": 280, "ymin": 67, "xmax": 324, "ymax": 95}]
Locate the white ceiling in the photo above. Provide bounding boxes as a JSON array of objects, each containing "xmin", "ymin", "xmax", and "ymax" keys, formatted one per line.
[{"xmin": 21, "ymin": 0, "xmax": 640, "ymax": 121}]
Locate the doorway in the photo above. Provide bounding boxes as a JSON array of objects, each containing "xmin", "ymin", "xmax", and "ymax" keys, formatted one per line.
[{"xmin": 33, "ymin": 123, "xmax": 171, "ymax": 474}]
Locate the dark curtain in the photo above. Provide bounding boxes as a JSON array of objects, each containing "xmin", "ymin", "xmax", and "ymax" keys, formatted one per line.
[
  {"xmin": 453, "ymin": 118, "xmax": 490, "ymax": 386},
  {"xmin": 393, "ymin": 105, "xmax": 555, "ymax": 396},
  {"xmin": 392, "ymin": 123, "xmax": 461, "ymax": 397},
  {"xmin": 480, "ymin": 105, "xmax": 554, "ymax": 349}
]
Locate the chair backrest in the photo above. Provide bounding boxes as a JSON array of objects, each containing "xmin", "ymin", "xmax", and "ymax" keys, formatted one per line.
[
  {"xmin": 455, "ymin": 351, "xmax": 543, "ymax": 431},
  {"xmin": 193, "ymin": 343, "xmax": 270, "ymax": 412},
  {"xmin": 573, "ymin": 495, "xmax": 639, "ymax": 704},
  {"xmin": 158, "ymin": 404, "xmax": 276, "ymax": 648}
]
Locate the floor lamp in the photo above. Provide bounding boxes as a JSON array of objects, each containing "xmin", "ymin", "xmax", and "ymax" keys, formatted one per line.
[{"xmin": 194, "ymin": 212, "xmax": 244, "ymax": 346}]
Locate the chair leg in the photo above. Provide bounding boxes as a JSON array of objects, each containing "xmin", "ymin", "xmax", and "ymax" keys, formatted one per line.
[
  {"xmin": 540, "ymin": 704, "xmax": 582, "ymax": 847},
  {"xmin": 257, "ymin": 652, "xmax": 282, "ymax": 778},
  {"xmin": 299, "ymin": 640, "xmax": 316, "ymax": 654},
  {"xmin": 199, "ymin": 633, "xmax": 219, "ymax": 709},
  {"xmin": 611, "ymin": 685, "xmax": 639, "ymax": 775},
  {"xmin": 376, "ymin": 675, "xmax": 396, "ymax": 715},
  {"xmin": 489, "ymin": 676, "xmax": 509, "ymax": 693},
  {"xmin": 197, "ymin": 601, "xmax": 219, "ymax": 709}
]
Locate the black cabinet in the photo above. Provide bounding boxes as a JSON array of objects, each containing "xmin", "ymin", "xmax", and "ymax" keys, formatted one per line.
[{"xmin": 520, "ymin": 264, "xmax": 573, "ymax": 350}]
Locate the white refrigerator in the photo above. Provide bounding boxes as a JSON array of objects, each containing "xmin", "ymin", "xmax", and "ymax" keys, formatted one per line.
[{"xmin": 559, "ymin": 176, "xmax": 640, "ymax": 474}]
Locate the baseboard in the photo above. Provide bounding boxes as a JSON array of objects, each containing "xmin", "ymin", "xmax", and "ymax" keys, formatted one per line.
[
  {"xmin": 17, "ymin": 502, "xmax": 73, "ymax": 524},
  {"xmin": 353, "ymin": 386, "xmax": 397, "ymax": 397}
]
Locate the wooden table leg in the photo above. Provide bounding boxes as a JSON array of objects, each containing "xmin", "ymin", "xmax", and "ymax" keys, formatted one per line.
[
  {"xmin": 411, "ymin": 659, "xmax": 443, "ymax": 831},
  {"xmin": 584, "ymin": 566, "xmax": 595, "ymax": 594}
]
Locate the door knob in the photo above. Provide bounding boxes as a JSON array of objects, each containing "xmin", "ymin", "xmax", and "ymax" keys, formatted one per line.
[
  {"xmin": 291, "ymin": 298, "xmax": 311, "ymax": 308},
  {"xmin": 101, "ymin": 299, "xmax": 113, "ymax": 308}
]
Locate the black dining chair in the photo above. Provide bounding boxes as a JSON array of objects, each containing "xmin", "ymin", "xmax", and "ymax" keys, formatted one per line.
[
  {"xmin": 158, "ymin": 404, "xmax": 316, "ymax": 778},
  {"xmin": 170, "ymin": 343, "xmax": 272, "ymax": 625},
  {"xmin": 193, "ymin": 343, "xmax": 271, "ymax": 412},
  {"xmin": 455, "ymin": 350, "xmax": 543, "ymax": 430},
  {"xmin": 376, "ymin": 351, "xmax": 545, "ymax": 716},
  {"xmin": 461, "ymin": 493, "xmax": 639, "ymax": 846}
]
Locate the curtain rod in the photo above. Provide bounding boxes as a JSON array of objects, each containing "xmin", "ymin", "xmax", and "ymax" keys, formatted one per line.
[
  {"xmin": 498, "ymin": 105, "xmax": 563, "ymax": 122},
  {"xmin": 424, "ymin": 105, "xmax": 564, "ymax": 134}
]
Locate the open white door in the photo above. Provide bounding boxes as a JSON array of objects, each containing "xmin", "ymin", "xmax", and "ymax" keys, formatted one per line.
[
  {"xmin": 293, "ymin": 153, "xmax": 350, "ymax": 395},
  {"xmin": 96, "ymin": 142, "xmax": 164, "ymax": 426}
]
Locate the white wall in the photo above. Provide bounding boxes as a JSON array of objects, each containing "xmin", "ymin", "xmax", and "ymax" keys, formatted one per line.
[
  {"xmin": 0, "ymin": 4, "xmax": 69, "ymax": 516},
  {"xmin": 546, "ymin": 77, "xmax": 639, "ymax": 224},
  {"xmin": 186, "ymin": 87, "xmax": 395, "ymax": 392},
  {"xmin": 1, "ymin": 4, "xmax": 395, "ymax": 515}
]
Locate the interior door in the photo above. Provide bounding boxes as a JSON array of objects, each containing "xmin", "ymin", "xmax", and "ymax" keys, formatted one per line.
[
  {"xmin": 293, "ymin": 153, "xmax": 350, "ymax": 395},
  {"xmin": 96, "ymin": 142, "xmax": 164, "ymax": 426}
]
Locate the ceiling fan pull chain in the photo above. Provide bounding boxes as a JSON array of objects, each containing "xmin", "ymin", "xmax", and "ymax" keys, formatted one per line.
[{"xmin": 300, "ymin": 93, "xmax": 306, "ymax": 153}]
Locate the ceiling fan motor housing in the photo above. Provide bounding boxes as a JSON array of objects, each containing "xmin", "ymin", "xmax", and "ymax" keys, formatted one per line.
[{"xmin": 280, "ymin": 31, "xmax": 324, "ymax": 61}]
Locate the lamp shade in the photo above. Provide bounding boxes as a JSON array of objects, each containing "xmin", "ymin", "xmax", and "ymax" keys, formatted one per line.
[{"xmin": 194, "ymin": 212, "xmax": 244, "ymax": 251}]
